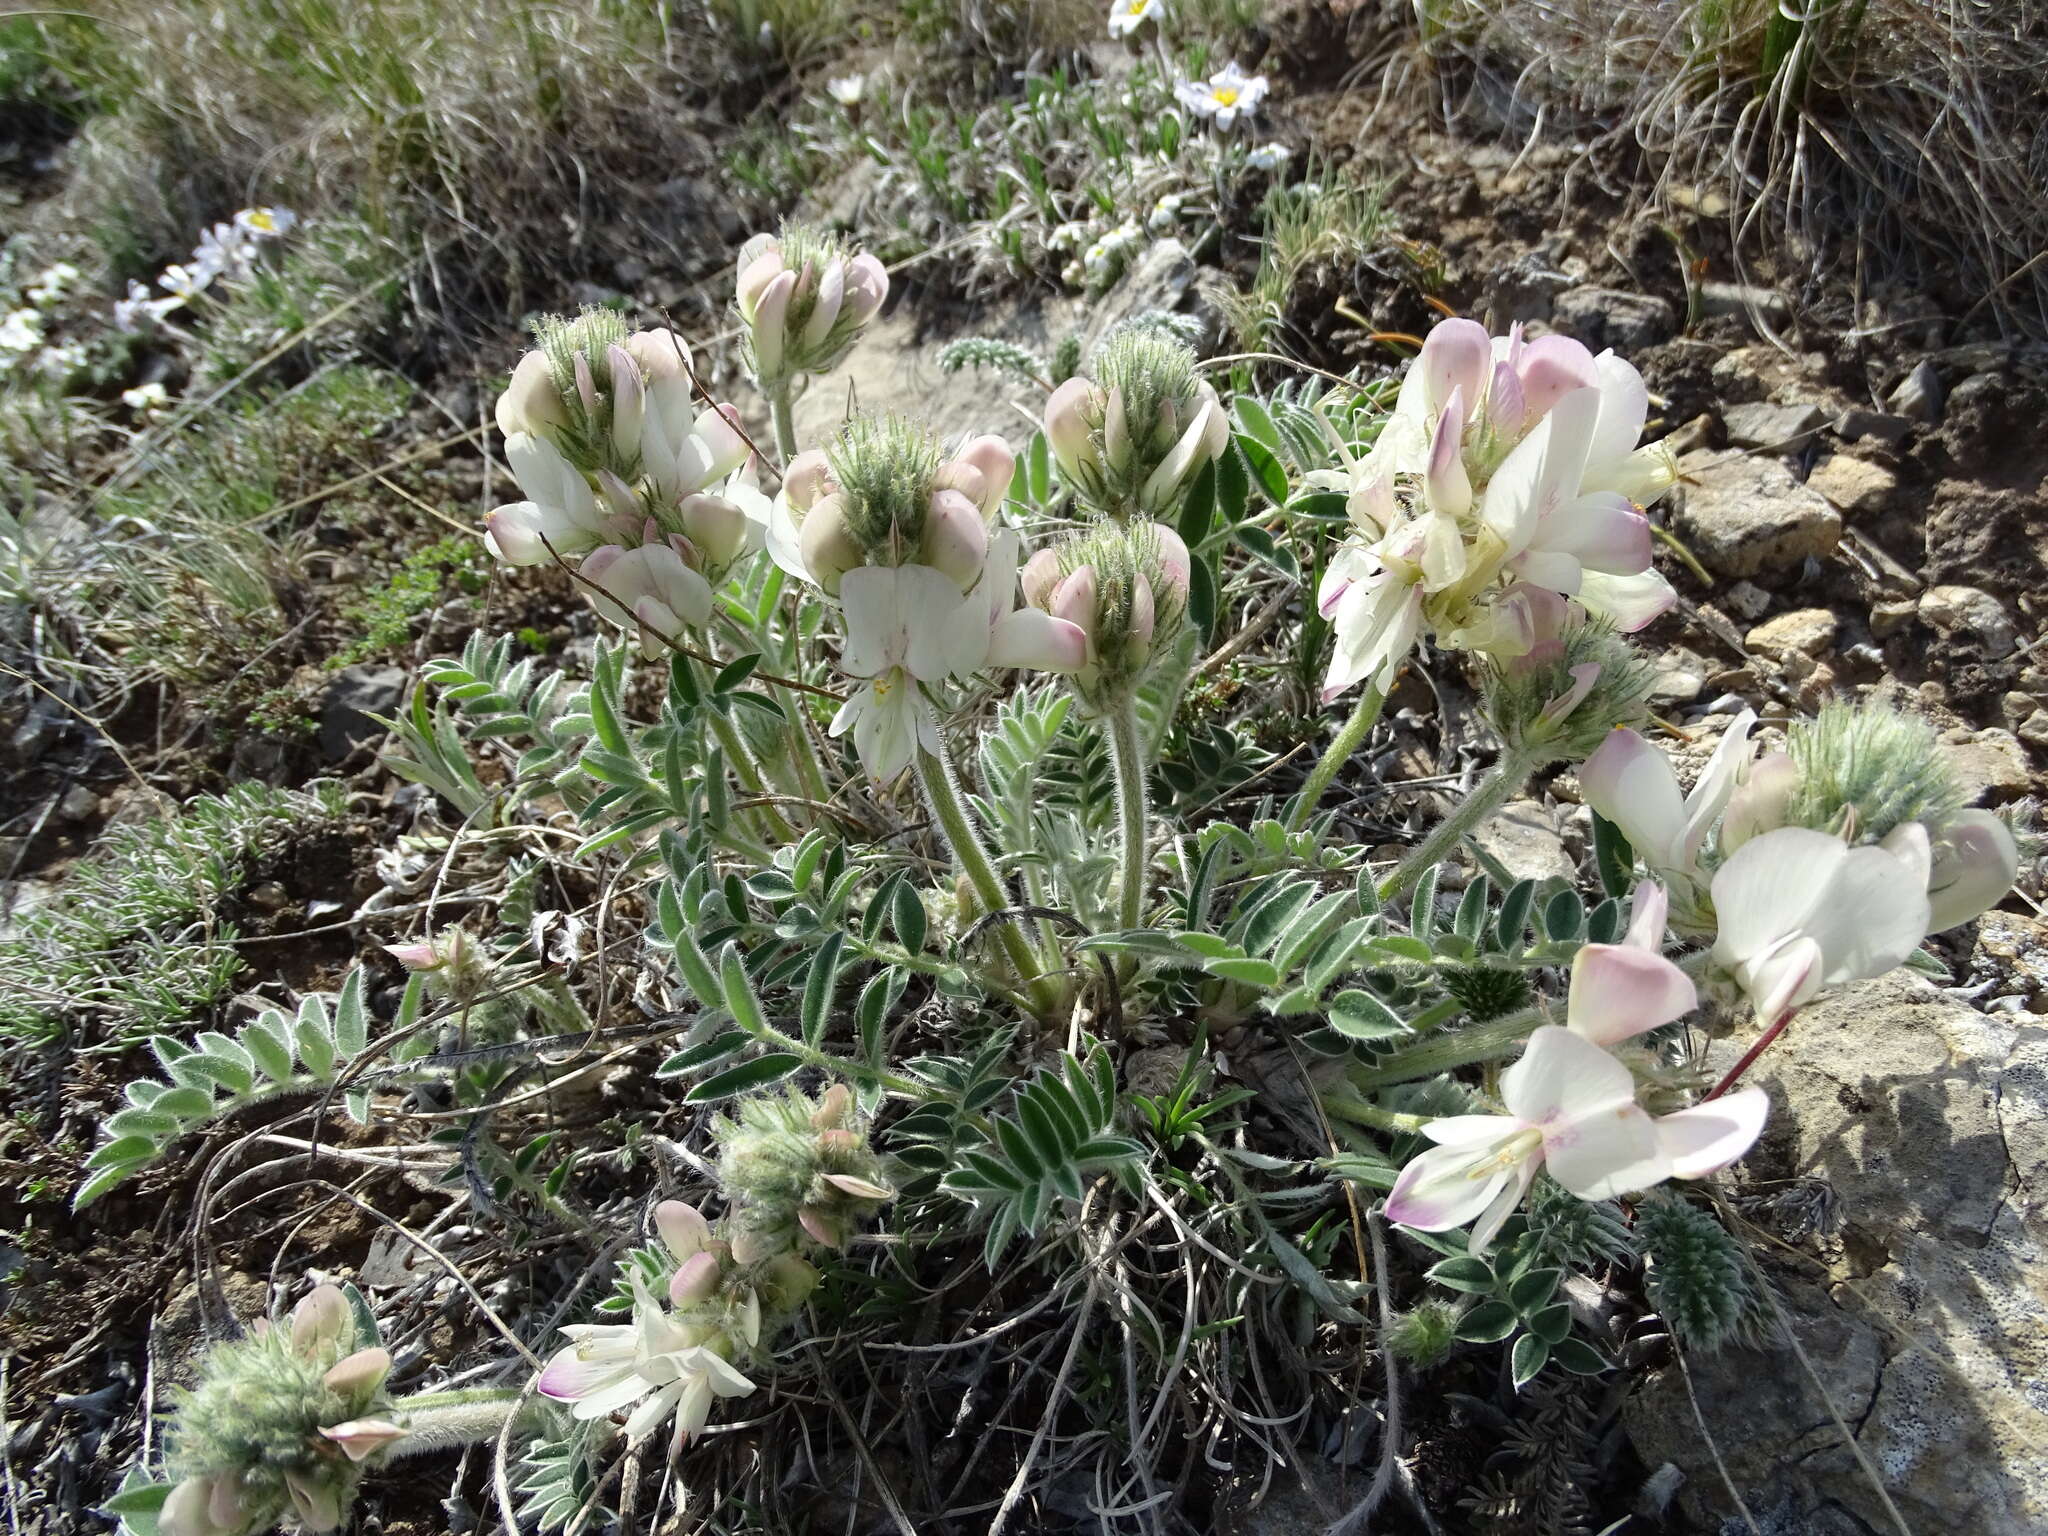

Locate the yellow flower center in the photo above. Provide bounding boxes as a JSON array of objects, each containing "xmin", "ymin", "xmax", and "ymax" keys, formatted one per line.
[
  {"xmin": 1468, "ymin": 1127, "xmax": 1543, "ymax": 1177},
  {"xmin": 1213, "ymin": 87, "xmax": 1239, "ymax": 106}
]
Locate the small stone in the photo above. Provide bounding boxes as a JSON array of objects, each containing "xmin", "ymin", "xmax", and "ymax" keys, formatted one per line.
[
  {"xmin": 1944, "ymin": 728, "xmax": 2032, "ymax": 798},
  {"xmin": 2019, "ymin": 710, "xmax": 2048, "ymax": 749},
  {"xmin": 1870, "ymin": 597, "xmax": 1918, "ymax": 636},
  {"xmin": 1721, "ymin": 399, "xmax": 1826, "ymax": 450},
  {"xmin": 321, "ymin": 664, "xmax": 408, "ymax": 761},
  {"xmin": 1888, "ymin": 358, "xmax": 1943, "ymax": 423},
  {"xmin": 1649, "ymin": 648, "xmax": 1708, "ymax": 704},
  {"xmin": 1975, "ymin": 911, "xmax": 2048, "ymax": 1006},
  {"xmin": 1918, "ymin": 584, "xmax": 2018, "ymax": 659},
  {"xmin": 1550, "ymin": 286, "xmax": 1677, "ymax": 351},
  {"xmin": 57, "ymin": 784, "xmax": 98, "ymax": 822},
  {"xmin": 1672, "ymin": 449, "xmax": 1842, "ymax": 579},
  {"xmin": 1723, "ymin": 580, "xmax": 1771, "ymax": 621},
  {"xmin": 1835, "ymin": 407, "xmax": 1914, "ymax": 448},
  {"xmin": 1698, "ymin": 281, "xmax": 1791, "ymax": 325},
  {"xmin": 1709, "ymin": 347, "xmax": 1769, "ymax": 404},
  {"xmin": 1468, "ymin": 801, "xmax": 1575, "ymax": 886},
  {"xmin": 1745, "ymin": 608, "xmax": 1838, "ymax": 661},
  {"xmin": 246, "ymin": 881, "xmax": 291, "ymax": 913},
  {"xmin": 1806, "ymin": 453, "xmax": 1897, "ymax": 516}
]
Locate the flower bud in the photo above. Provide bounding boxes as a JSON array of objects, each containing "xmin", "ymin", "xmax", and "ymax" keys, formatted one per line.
[
  {"xmin": 579, "ymin": 541, "xmax": 715, "ymax": 652},
  {"xmin": 1415, "ymin": 317, "xmax": 1491, "ymax": 420},
  {"xmin": 951, "ymin": 434, "xmax": 1015, "ymax": 514},
  {"xmin": 783, "ymin": 449, "xmax": 836, "ymax": 510},
  {"xmin": 736, "ymin": 224, "xmax": 888, "ymax": 387},
  {"xmin": 1044, "ymin": 377, "xmax": 1100, "ymax": 486},
  {"xmin": 715, "ymin": 1084, "xmax": 892, "ymax": 1260},
  {"xmin": 1480, "ymin": 618, "xmax": 1656, "ymax": 764},
  {"xmin": 670, "ymin": 1250, "xmax": 725, "ymax": 1306},
  {"xmin": 811, "ymin": 1083, "xmax": 852, "ymax": 1130},
  {"xmin": 1719, "ymin": 750, "xmax": 1799, "ymax": 854},
  {"xmin": 1020, "ymin": 547, "xmax": 1062, "ymax": 608},
  {"xmin": 494, "ymin": 349, "xmax": 569, "ymax": 440},
  {"xmin": 319, "ymin": 1418, "xmax": 406, "ymax": 1463},
  {"xmin": 797, "ymin": 494, "xmax": 864, "ymax": 595},
  {"xmin": 322, "ymin": 1347, "xmax": 392, "ymax": 1399},
  {"xmin": 290, "ymin": 1284, "xmax": 351, "ymax": 1358},
  {"xmin": 1515, "ymin": 334, "xmax": 1600, "ymax": 421},
  {"xmin": 921, "ymin": 487, "xmax": 990, "ymax": 591},
  {"xmin": 1049, "ymin": 327, "xmax": 1227, "ymax": 519},
  {"xmin": 678, "ymin": 492, "xmax": 753, "ymax": 576}
]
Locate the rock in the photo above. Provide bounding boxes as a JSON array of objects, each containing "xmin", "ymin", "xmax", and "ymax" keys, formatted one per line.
[
  {"xmin": 1807, "ymin": 453, "xmax": 1897, "ymax": 516},
  {"xmin": 1081, "ymin": 238, "xmax": 1196, "ymax": 352},
  {"xmin": 1672, "ymin": 449, "xmax": 1842, "ymax": 579},
  {"xmin": 1723, "ymin": 580, "xmax": 1771, "ymax": 621},
  {"xmin": 1889, "ymin": 359, "xmax": 1943, "ymax": 423},
  {"xmin": 1625, "ymin": 974, "xmax": 2048, "ymax": 1534},
  {"xmin": 56, "ymin": 783, "xmax": 99, "ymax": 822},
  {"xmin": 1482, "ymin": 251, "xmax": 1575, "ymax": 328},
  {"xmin": 1699, "ymin": 281, "xmax": 1792, "ymax": 326},
  {"xmin": 1468, "ymin": 800, "xmax": 1575, "ymax": 886},
  {"xmin": 1649, "ymin": 647, "xmax": 1709, "ymax": 704},
  {"xmin": 1835, "ymin": 407, "xmax": 1915, "ymax": 448},
  {"xmin": 1709, "ymin": 347, "xmax": 1769, "ymax": 404},
  {"xmin": 1721, "ymin": 399, "xmax": 1826, "ymax": 450},
  {"xmin": 1944, "ymin": 728, "xmax": 2033, "ymax": 797},
  {"xmin": 320, "ymin": 665, "xmax": 407, "ymax": 761},
  {"xmin": 1942, "ymin": 371, "xmax": 2017, "ymax": 473},
  {"xmin": 2019, "ymin": 710, "xmax": 2048, "ymax": 749},
  {"xmin": 1919, "ymin": 584, "xmax": 2018, "ymax": 659},
  {"xmin": 1550, "ymin": 286, "xmax": 1677, "ymax": 351},
  {"xmin": 1745, "ymin": 607, "xmax": 1837, "ymax": 661},
  {"xmin": 1976, "ymin": 912, "xmax": 2048, "ymax": 1007},
  {"xmin": 1870, "ymin": 597, "xmax": 1918, "ymax": 636}
]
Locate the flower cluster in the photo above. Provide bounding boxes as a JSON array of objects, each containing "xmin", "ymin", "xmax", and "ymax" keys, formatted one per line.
[
  {"xmin": 735, "ymin": 223, "xmax": 889, "ymax": 393},
  {"xmin": 158, "ymin": 1285, "xmax": 398, "ymax": 1536},
  {"xmin": 1582, "ymin": 701, "xmax": 2018, "ymax": 1021},
  {"xmin": 1045, "ymin": 328, "xmax": 1231, "ymax": 519},
  {"xmin": 1317, "ymin": 318, "xmax": 1679, "ymax": 701},
  {"xmin": 537, "ymin": 1087, "xmax": 890, "ymax": 1454},
  {"xmin": 768, "ymin": 416, "xmax": 1086, "ymax": 778},
  {"xmin": 1387, "ymin": 885, "xmax": 1768, "ymax": 1252},
  {"xmin": 484, "ymin": 310, "xmax": 767, "ymax": 654},
  {"xmin": 115, "ymin": 208, "xmax": 298, "ymax": 333},
  {"xmin": 1020, "ymin": 519, "xmax": 1192, "ymax": 711}
]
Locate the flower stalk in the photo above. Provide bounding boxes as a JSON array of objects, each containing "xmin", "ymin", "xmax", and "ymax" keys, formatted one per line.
[
  {"xmin": 1285, "ymin": 683, "xmax": 1385, "ymax": 833},
  {"xmin": 915, "ymin": 744, "xmax": 1064, "ymax": 1020},
  {"xmin": 1107, "ymin": 700, "xmax": 1150, "ymax": 932},
  {"xmin": 1376, "ymin": 743, "xmax": 1546, "ymax": 903}
]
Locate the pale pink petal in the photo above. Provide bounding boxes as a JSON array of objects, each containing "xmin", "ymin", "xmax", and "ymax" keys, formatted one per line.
[
  {"xmin": 290, "ymin": 1284, "xmax": 350, "ymax": 1357},
  {"xmin": 320, "ymin": 1418, "xmax": 407, "ymax": 1462},
  {"xmin": 1567, "ymin": 945, "xmax": 1698, "ymax": 1045},
  {"xmin": 1574, "ymin": 566, "xmax": 1676, "ymax": 631},
  {"xmin": 1544, "ymin": 1095, "xmax": 1667, "ymax": 1202},
  {"xmin": 1415, "ymin": 317, "xmax": 1491, "ymax": 418},
  {"xmin": 1385, "ymin": 1140, "xmax": 1516, "ymax": 1233},
  {"xmin": 988, "ymin": 609, "xmax": 1088, "ymax": 672},
  {"xmin": 1515, "ymin": 334, "xmax": 1600, "ymax": 420},
  {"xmin": 1710, "ymin": 829, "xmax": 1846, "ymax": 972},
  {"xmin": 823, "ymin": 1172, "xmax": 893, "ymax": 1199},
  {"xmin": 1624, "ymin": 882, "xmax": 1670, "ymax": 950},
  {"xmin": 1680, "ymin": 710, "xmax": 1759, "ymax": 860},
  {"xmin": 1657, "ymin": 1087, "xmax": 1770, "ymax": 1179},
  {"xmin": 1467, "ymin": 1158, "xmax": 1541, "ymax": 1255},
  {"xmin": 1925, "ymin": 811, "xmax": 2019, "ymax": 933},
  {"xmin": 322, "ymin": 1347, "xmax": 392, "ymax": 1398},
  {"xmin": 656, "ymin": 1201, "xmax": 712, "ymax": 1261},
  {"xmin": 1499, "ymin": 1025, "xmax": 1637, "ymax": 1125},
  {"xmin": 1581, "ymin": 728, "xmax": 1688, "ymax": 872}
]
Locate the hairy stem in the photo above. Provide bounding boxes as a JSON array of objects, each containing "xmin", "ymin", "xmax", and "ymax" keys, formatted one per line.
[
  {"xmin": 767, "ymin": 384, "xmax": 798, "ymax": 466},
  {"xmin": 386, "ymin": 1387, "xmax": 543, "ymax": 1458},
  {"xmin": 1376, "ymin": 745, "xmax": 1545, "ymax": 904},
  {"xmin": 916, "ymin": 745, "xmax": 1063, "ymax": 1020},
  {"xmin": 1704, "ymin": 1005, "xmax": 1796, "ymax": 1100},
  {"xmin": 702, "ymin": 694, "xmax": 794, "ymax": 845},
  {"xmin": 1106, "ymin": 700, "xmax": 1150, "ymax": 932},
  {"xmin": 1285, "ymin": 684, "xmax": 1385, "ymax": 833}
]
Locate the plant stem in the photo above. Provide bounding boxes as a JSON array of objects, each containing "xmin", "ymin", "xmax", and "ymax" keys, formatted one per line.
[
  {"xmin": 1704, "ymin": 1005, "xmax": 1795, "ymax": 1101},
  {"xmin": 767, "ymin": 383, "xmax": 798, "ymax": 466},
  {"xmin": 386, "ymin": 1387, "xmax": 541, "ymax": 1457},
  {"xmin": 1285, "ymin": 684, "xmax": 1385, "ymax": 833},
  {"xmin": 916, "ymin": 744, "xmax": 1063, "ymax": 1020},
  {"xmin": 1320, "ymin": 1092, "xmax": 1430, "ymax": 1135},
  {"xmin": 1376, "ymin": 745, "xmax": 1545, "ymax": 904},
  {"xmin": 1106, "ymin": 700, "xmax": 1150, "ymax": 932},
  {"xmin": 702, "ymin": 693, "xmax": 795, "ymax": 844}
]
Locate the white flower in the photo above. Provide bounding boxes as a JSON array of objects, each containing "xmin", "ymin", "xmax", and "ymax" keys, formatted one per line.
[
  {"xmin": 35, "ymin": 342, "xmax": 87, "ymax": 381},
  {"xmin": 1710, "ymin": 825, "xmax": 1937, "ymax": 1022},
  {"xmin": 484, "ymin": 433, "xmax": 616, "ymax": 564},
  {"xmin": 535, "ymin": 1280, "xmax": 755, "ymax": 1457},
  {"xmin": 1245, "ymin": 141, "xmax": 1291, "ymax": 172},
  {"xmin": 27, "ymin": 262, "xmax": 79, "ymax": 306},
  {"xmin": 828, "ymin": 563, "xmax": 966, "ymax": 780},
  {"xmin": 115, "ymin": 280, "xmax": 182, "ymax": 332},
  {"xmin": 0, "ymin": 308, "xmax": 43, "ymax": 355},
  {"xmin": 1386, "ymin": 1017, "xmax": 1768, "ymax": 1255},
  {"xmin": 1108, "ymin": 0, "xmax": 1162, "ymax": 39},
  {"xmin": 1146, "ymin": 193, "xmax": 1185, "ymax": 233},
  {"xmin": 1174, "ymin": 62, "xmax": 1269, "ymax": 130},
  {"xmin": 122, "ymin": 381, "xmax": 172, "ymax": 415},
  {"xmin": 1049, "ymin": 221, "xmax": 1092, "ymax": 252},
  {"xmin": 158, "ymin": 263, "xmax": 214, "ymax": 301},
  {"xmin": 826, "ymin": 74, "xmax": 864, "ymax": 105},
  {"xmin": 940, "ymin": 529, "xmax": 1088, "ymax": 681},
  {"xmin": 578, "ymin": 540, "xmax": 715, "ymax": 655},
  {"xmin": 193, "ymin": 221, "xmax": 260, "ymax": 282},
  {"xmin": 234, "ymin": 206, "xmax": 298, "ymax": 239}
]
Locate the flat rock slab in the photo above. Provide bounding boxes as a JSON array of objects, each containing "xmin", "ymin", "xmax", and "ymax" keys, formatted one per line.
[{"xmin": 1671, "ymin": 449, "xmax": 1842, "ymax": 579}]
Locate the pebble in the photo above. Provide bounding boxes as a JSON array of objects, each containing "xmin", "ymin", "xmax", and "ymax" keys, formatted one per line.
[
  {"xmin": 1835, "ymin": 407, "xmax": 1914, "ymax": 448},
  {"xmin": 1807, "ymin": 453, "xmax": 1897, "ymax": 516},
  {"xmin": 1550, "ymin": 286, "xmax": 1676, "ymax": 351},
  {"xmin": 1745, "ymin": 608, "xmax": 1838, "ymax": 661},
  {"xmin": 1698, "ymin": 281, "xmax": 1792, "ymax": 325},
  {"xmin": 1671, "ymin": 449, "xmax": 1842, "ymax": 578},
  {"xmin": 1943, "ymin": 727, "xmax": 2032, "ymax": 797},
  {"xmin": 57, "ymin": 784, "xmax": 98, "ymax": 822},
  {"xmin": 1918, "ymin": 584, "xmax": 2018, "ymax": 659},
  {"xmin": 1723, "ymin": 580, "xmax": 1771, "ymax": 620},
  {"xmin": 1888, "ymin": 359, "xmax": 1943, "ymax": 423},
  {"xmin": 1721, "ymin": 400, "xmax": 1826, "ymax": 450},
  {"xmin": 1870, "ymin": 597, "xmax": 1918, "ymax": 636}
]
